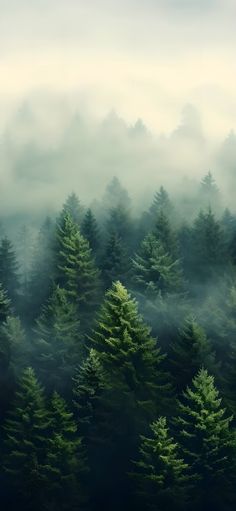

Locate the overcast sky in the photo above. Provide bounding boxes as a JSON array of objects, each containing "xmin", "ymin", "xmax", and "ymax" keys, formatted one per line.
[{"xmin": 0, "ymin": 0, "xmax": 235, "ymax": 135}]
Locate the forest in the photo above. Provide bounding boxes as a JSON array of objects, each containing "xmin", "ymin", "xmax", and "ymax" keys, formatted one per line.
[{"xmin": 1, "ymin": 172, "xmax": 236, "ymax": 511}]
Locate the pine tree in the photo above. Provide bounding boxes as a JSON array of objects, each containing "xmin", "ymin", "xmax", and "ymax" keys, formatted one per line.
[
  {"xmin": 73, "ymin": 350, "xmax": 110, "ymax": 507},
  {"xmin": 200, "ymin": 171, "xmax": 219, "ymax": 210},
  {"xmin": 150, "ymin": 186, "xmax": 173, "ymax": 220},
  {"xmin": 176, "ymin": 369, "xmax": 236, "ymax": 511},
  {"xmin": 59, "ymin": 192, "xmax": 84, "ymax": 226},
  {"xmin": 132, "ymin": 233, "xmax": 183, "ymax": 299},
  {"xmin": 81, "ymin": 208, "xmax": 100, "ymax": 253},
  {"xmin": 0, "ymin": 237, "xmax": 19, "ymax": 304},
  {"xmin": 102, "ymin": 230, "xmax": 131, "ymax": 289},
  {"xmin": 106, "ymin": 204, "xmax": 133, "ymax": 248},
  {"xmin": 28, "ymin": 216, "xmax": 55, "ymax": 321},
  {"xmin": 3, "ymin": 367, "xmax": 49, "ymax": 510},
  {"xmin": 153, "ymin": 210, "xmax": 178, "ymax": 256},
  {"xmin": 169, "ymin": 316, "xmax": 217, "ymax": 393},
  {"xmin": 55, "ymin": 213, "xmax": 100, "ymax": 327},
  {"xmin": 191, "ymin": 209, "xmax": 227, "ymax": 282},
  {"xmin": 0, "ymin": 284, "xmax": 11, "ymax": 323},
  {"xmin": 103, "ymin": 176, "xmax": 131, "ymax": 211},
  {"xmin": 132, "ymin": 417, "xmax": 189, "ymax": 511},
  {"xmin": 89, "ymin": 281, "xmax": 171, "ymax": 508},
  {"xmin": 33, "ymin": 286, "xmax": 81, "ymax": 396},
  {"xmin": 43, "ymin": 391, "xmax": 86, "ymax": 510}
]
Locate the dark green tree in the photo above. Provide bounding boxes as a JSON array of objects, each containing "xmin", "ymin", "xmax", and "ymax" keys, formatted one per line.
[
  {"xmin": 33, "ymin": 286, "xmax": 81, "ymax": 396},
  {"xmin": 59, "ymin": 192, "xmax": 84, "ymax": 226},
  {"xmin": 0, "ymin": 284, "xmax": 11, "ymax": 323},
  {"xmin": 43, "ymin": 391, "xmax": 86, "ymax": 510},
  {"xmin": 81, "ymin": 208, "xmax": 100, "ymax": 253},
  {"xmin": 55, "ymin": 213, "xmax": 100, "ymax": 327},
  {"xmin": 3, "ymin": 367, "xmax": 49, "ymax": 510},
  {"xmin": 132, "ymin": 233, "xmax": 183, "ymax": 299},
  {"xmin": 102, "ymin": 230, "xmax": 131, "ymax": 289},
  {"xmin": 169, "ymin": 316, "xmax": 217, "ymax": 393},
  {"xmin": 153, "ymin": 210, "xmax": 178, "ymax": 256},
  {"xmin": 176, "ymin": 369, "xmax": 236, "ymax": 511},
  {"xmin": 191, "ymin": 209, "xmax": 227, "ymax": 282},
  {"xmin": 0, "ymin": 237, "xmax": 19, "ymax": 304},
  {"xmin": 89, "ymin": 281, "xmax": 171, "ymax": 508},
  {"xmin": 28, "ymin": 216, "xmax": 55, "ymax": 320},
  {"xmin": 150, "ymin": 186, "xmax": 173, "ymax": 220},
  {"xmin": 132, "ymin": 417, "xmax": 189, "ymax": 511}
]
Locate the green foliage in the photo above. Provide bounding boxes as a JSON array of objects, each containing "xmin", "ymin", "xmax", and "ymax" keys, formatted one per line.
[
  {"xmin": 0, "ymin": 237, "xmax": 19, "ymax": 304},
  {"xmin": 0, "ymin": 284, "xmax": 11, "ymax": 323},
  {"xmin": 102, "ymin": 230, "xmax": 131, "ymax": 289},
  {"xmin": 33, "ymin": 286, "xmax": 81, "ymax": 395},
  {"xmin": 150, "ymin": 186, "xmax": 173, "ymax": 220},
  {"xmin": 169, "ymin": 316, "xmax": 217, "ymax": 392},
  {"xmin": 55, "ymin": 213, "xmax": 100, "ymax": 327},
  {"xmin": 133, "ymin": 233, "xmax": 183, "ymax": 298},
  {"xmin": 81, "ymin": 208, "xmax": 100, "ymax": 252},
  {"xmin": 43, "ymin": 391, "xmax": 86, "ymax": 510},
  {"xmin": 133, "ymin": 417, "xmax": 189, "ymax": 511},
  {"xmin": 60, "ymin": 192, "xmax": 84, "ymax": 226},
  {"xmin": 3, "ymin": 367, "xmax": 49, "ymax": 510},
  {"xmin": 176, "ymin": 369, "xmax": 236, "ymax": 510}
]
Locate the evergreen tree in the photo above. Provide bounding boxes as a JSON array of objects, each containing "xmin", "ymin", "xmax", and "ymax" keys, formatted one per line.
[
  {"xmin": 176, "ymin": 369, "xmax": 236, "ymax": 511},
  {"xmin": 169, "ymin": 316, "xmax": 217, "ymax": 393},
  {"xmin": 43, "ymin": 391, "xmax": 86, "ymax": 510},
  {"xmin": 191, "ymin": 209, "xmax": 227, "ymax": 282},
  {"xmin": 28, "ymin": 216, "xmax": 55, "ymax": 321},
  {"xmin": 59, "ymin": 192, "xmax": 84, "ymax": 226},
  {"xmin": 0, "ymin": 237, "xmax": 19, "ymax": 304},
  {"xmin": 103, "ymin": 176, "xmax": 131, "ymax": 211},
  {"xmin": 3, "ymin": 367, "xmax": 49, "ymax": 510},
  {"xmin": 150, "ymin": 186, "xmax": 173, "ymax": 220},
  {"xmin": 200, "ymin": 171, "xmax": 220, "ymax": 209},
  {"xmin": 73, "ymin": 350, "xmax": 110, "ymax": 507},
  {"xmin": 55, "ymin": 213, "xmax": 100, "ymax": 327},
  {"xmin": 132, "ymin": 233, "xmax": 183, "ymax": 299},
  {"xmin": 102, "ymin": 230, "xmax": 131, "ymax": 289},
  {"xmin": 0, "ymin": 284, "xmax": 11, "ymax": 323},
  {"xmin": 89, "ymin": 281, "xmax": 171, "ymax": 508},
  {"xmin": 153, "ymin": 210, "xmax": 178, "ymax": 256},
  {"xmin": 106, "ymin": 204, "xmax": 133, "ymax": 248},
  {"xmin": 33, "ymin": 286, "xmax": 81, "ymax": 396},
  {"xmin": 132, "ymin": 417, "xmax": 189, "ymax": 511},
  {"xmin": 81, "ymin": 208, "xmax": 100, "ymax": 253}
]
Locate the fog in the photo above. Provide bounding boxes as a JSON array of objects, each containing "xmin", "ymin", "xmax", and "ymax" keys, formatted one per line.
[{"xmin": 0, "ymin": 0, "xmax": 235, "ymax": 220}]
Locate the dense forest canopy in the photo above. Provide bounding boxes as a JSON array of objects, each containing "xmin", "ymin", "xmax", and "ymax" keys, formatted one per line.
[{"xmin": 1, "ymin": 173, "xmax": 236, "ymax": 510}]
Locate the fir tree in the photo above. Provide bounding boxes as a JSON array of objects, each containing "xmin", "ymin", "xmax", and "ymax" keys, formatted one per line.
[
  {"xmin": 28, "ymin": 216, "xmax": 55, "ymax": 321},
  {"xmin": 59, "ymin": 192, "xmax": 84, "ymax": 226},
  {"xmin": 55, "ymin": 213, "xmax": 100, "ymax": 327},
  {"xmin": 43, "ymin": 391, "xmax": 86, "ymax": 510},
  {"xmin": 0, "ymin": 237, "xmax": 19, "ymax": 304},
  {"xmin": 0, "ymin": 284, "xmax": 11, "ymax": 323},
  {"xmin": 106, "ymin": 204, "xmax": 133, "ymax": 248},
  {"xmin": 169, "ymin": 316, "xmax": 217, "ymax": 393},
  {"xmin": 102, "ymin": 230, "xmax": 131, "ymax": 289},
  {"xmin": 132, "ymin": 417, "xmax": 189, "ymax": 511},
  {"xmin": 200, "ymin": 171, "xmax": 219, "ymax": 209},
  {"xmin": 73, "ymin": 350, "xmax": 110, "ymax": 507},
  {"xmin": 103, "ymin": 176, "xmax": 131, "ymax": 211},
  {"xmin": 153, "ymin": 210, "xmax": 178, "ymax": 256},
  {"xmin": 33, "ymin": 286, "xmax": 81, "ymax": 396},
  {"xmin": 176, "ymin": 369, "xmax": 236, "ymax": 511},
  {"xmin": 89, "ymin": 281, "xmax": 171, "ymax": 508},
  {"xmin": 132, "ymin": 233, "xmax": 183, "ymax": 299},
  {"xmin": 191, "ymin": 208, "xmax": 227, "ymax": 282},
  {"xmin": 3, "ymin": 367, "xmax": 49, "ymax": 510},
  {"xmin": 81, "ymin": 208, "xmax": 100, "ymax": 253},
  {"xmin": 150, "ymin": 186, "xmax": 173, "ymax": 220}
]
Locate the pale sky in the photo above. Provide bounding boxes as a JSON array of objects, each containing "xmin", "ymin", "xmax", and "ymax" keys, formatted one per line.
[{"xmin": 0, "ymin": 0, "xmax": 236, "ymax": 135}]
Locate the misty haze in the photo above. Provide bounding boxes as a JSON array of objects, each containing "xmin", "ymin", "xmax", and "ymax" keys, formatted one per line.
[{"xmin": 1, "ymin": 1, "xmax": 236, "ymax": 511}]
